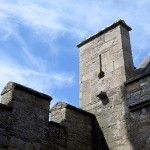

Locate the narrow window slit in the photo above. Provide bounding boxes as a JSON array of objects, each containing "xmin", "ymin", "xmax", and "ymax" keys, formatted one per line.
[{"xmin": 98, "ymin": 54, "xmax": 105, "ymax": 79}]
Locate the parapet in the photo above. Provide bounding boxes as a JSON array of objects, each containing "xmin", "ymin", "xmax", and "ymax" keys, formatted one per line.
[
  {"xmin": 1, "ymin": 82, "xmax": 52, "ymax": 111},
  {"xmin": 51, "ymin": 101, "xmax": 95, "ymax": 150},
  {"xmin": 1, "ymin": 81, "xmax": 52, "ymax": 101},
  {"xmin": 0, "ymin": 20, "xmax": 150, "ymax": 150},
  {"xmin": 51, "ymin": 101, "xmax": 95, "ymax": 118}
]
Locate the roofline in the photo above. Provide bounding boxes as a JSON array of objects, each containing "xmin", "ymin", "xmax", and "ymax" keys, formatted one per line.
[
  {"xmin": 124, "ymin": 72, "xmax": 150, "ymax": 85},
  {"xmin": 77, "ymin": 20, "xmax": 132, "ymax": 48}
]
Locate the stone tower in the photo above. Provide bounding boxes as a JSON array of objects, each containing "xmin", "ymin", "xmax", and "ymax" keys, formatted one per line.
[
  {"xmin": 77, "ymin": 20, "xmax": 135, "ymax": 149},
  {"xmin": 77, "ymin": 20, "xmax": 134, "ymax": 108},
  {"xmin": 0, "ymin": 20, "xmax": 150, "ymax": 150}
]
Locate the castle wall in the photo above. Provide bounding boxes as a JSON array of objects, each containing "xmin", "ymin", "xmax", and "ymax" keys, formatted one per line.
[
  {"xmin": 125, "ymin": 73, "xmax": 150, "ymax": 150},
  {"xmin": 0, "ymin": 82, "xmax": 53, "ymax": 150},
  {"xmin": 0, "ymin": 82, "xmax": 97, "ymax": 150},
  {"xmin": 49, "ymin": 121, "xmax": 66, "ymax": 150},
  {"xmin": 125, "ymin": 73, "xmax": 150, "ymax": 110},
  {"xmin": 0, "ymin": 104, "xmax": 12, "ymax": 150},
  {"xmin": 77, "ymin": 20, "xmax": 150, "ymax": 150},
  {"xmin": 0, "ymin": 20, "xmax": 150, "ymax": 150},
  {"xmin": 51, "ymin": 102, "xmax": 94, "ymax": 150}
]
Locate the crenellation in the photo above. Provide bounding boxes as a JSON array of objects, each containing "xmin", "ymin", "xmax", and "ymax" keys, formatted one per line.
[
  {"xmin": 50, "ymin": 102, "xmax": 96, "ymax": 150},
  {"xmin": 0, "ymin": 19, "xmax": 150, "ymax": 150}
]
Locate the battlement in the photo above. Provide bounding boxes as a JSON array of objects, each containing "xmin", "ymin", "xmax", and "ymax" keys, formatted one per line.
[
  {"xmin": 0, "ymin": 82, "xmax": 107, "ymax": 150},
  {"xmin": 0, "ymin": 20, "xmax": 150, "ymax": 150},
  {"xmin": 1, "ymin": 82, "xmax": 52, "ymax": 100}
]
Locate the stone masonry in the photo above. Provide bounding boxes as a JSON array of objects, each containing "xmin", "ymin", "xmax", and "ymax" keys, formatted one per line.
[{"xmin": 0, "ymin": 20, "xmax": 150, "ymax": 150}]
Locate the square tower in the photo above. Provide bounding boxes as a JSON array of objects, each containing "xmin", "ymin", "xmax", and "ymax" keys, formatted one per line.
[{"xmin": 77, "ymin": 20, "xmax": 134, "ymax": 108}]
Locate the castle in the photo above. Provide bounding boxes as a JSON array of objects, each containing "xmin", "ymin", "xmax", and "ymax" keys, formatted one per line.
[{"xmin": 0, "ymin": 20, "xmax": 150, "ymax": 150}]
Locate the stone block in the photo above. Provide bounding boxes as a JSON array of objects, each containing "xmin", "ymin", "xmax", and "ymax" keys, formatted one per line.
[
  {"xmin": 0, "ymin": 135, "xmax": 8, "ymax": 147},
  {"xmin": 126, "ymin": 81, "xmax": 140, "ymax": 92}
]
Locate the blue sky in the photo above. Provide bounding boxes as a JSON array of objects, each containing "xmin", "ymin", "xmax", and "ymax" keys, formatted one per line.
[{"xmin": 0, "ymin": 0, "xmax": 150, "ymax": 107}]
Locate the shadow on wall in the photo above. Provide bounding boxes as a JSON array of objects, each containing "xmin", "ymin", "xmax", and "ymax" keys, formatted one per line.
[
  {"xmin": 125, "ymin": 107, "xmax": 150, "ymax": 150},
  {"xmin": 123, "ymin": 75, "xmax": 150, "ymax": 150},
  {"xmin": 96, "ymin": 92, "xmax": 110, "ymax": 106},
  {"xmin": 92, "ymin": 117, "xmax": 109, "ymax": 150}
]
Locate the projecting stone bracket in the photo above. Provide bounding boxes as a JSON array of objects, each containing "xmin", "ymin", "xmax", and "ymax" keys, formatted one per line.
[
  {"xmin": 96, "ymin": 91, "xmax": 109, "ymax": 105},
  {"xmin": 96, "ymin": 91, "xmax": 107, "ymax": 99}
]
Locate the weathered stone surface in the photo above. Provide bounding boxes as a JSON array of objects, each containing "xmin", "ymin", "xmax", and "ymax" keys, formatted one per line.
[
  {"xmin": 0, "ymin": 82, "xmax": 53, "ymax": 150},
  {"xmin": 78, "ymin": 19, "xmax": 150, "ymax": 150},
  {"xmin": 0, "ymin": 20, "xmax": 150, "ymax": 150},
  {"xmin": 51, "ymin": 102, "xmax": 97, "ymax": 150}
]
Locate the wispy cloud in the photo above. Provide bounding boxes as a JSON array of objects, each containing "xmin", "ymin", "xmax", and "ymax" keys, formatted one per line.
[
  {"xmin": 0, "ymin": 0, "xmax": 150, "ymax": 44},
  {"xmin": 0, "ymin": 63, "xmax": 74, "ymax": 95},
  {"xmin": 0, "ymin": 0, "xmax": 150, "ymax": 106},
  {"xmin": 0, "ymin": 1, "xmax": 84, "ymax": 38}
]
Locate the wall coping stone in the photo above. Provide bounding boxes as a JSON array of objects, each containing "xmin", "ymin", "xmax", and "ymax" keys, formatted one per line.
[
  {"xmin": 124, "ymin": 72, "xmax": 150, "ymax": 85},
  {"xmin": 1, "ymin": 82, "xmax": 52, "ymax": 101},
  {"xmin": 129, "ymin": 99, "xmax": 150, "ymax": 111},
  {"xmin": 51, "ymin": 101, "xmax": 95, "ymax": 118},
  {"xmin": 77, "ymin": 19, "xmax": 132, "ymax": 48}
]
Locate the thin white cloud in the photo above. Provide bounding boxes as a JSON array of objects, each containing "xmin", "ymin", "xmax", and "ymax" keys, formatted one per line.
[
  {"xmin": 0, "ymin": 0, "xmax": 150, "ymax": 106},
  {"xmin": 0, "ymin": 25, "xmax": 44, "ymax": 70},
  {"xmin": 0, "ymin": 0, "xmax": 126, "ymax": 38},
  {"xmin": 0, "ymin": 1, "xmax": 70, "ymax": 37},
  {"xmin": 0, "ymin": 64, "xmax": 74, "ymax": 95},
  {"xmin": 0, "ymin": 0, "xmax": 149, "ymax": 46}
]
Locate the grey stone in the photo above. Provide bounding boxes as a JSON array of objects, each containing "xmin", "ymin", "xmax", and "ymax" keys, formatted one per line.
[{"xmin": 0, "ymin": 19, "xmax": 150, "ymax": 150}]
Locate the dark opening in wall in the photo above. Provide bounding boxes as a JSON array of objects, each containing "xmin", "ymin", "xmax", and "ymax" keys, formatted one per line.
[{"xmin": 98, "ymin": 54, "xmax": 105, "ymax": 79}]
